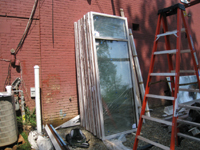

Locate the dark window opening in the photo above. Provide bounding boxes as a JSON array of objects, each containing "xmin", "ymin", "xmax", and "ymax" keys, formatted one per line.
[{"xmin": 132, "ymin": 23, "xmax": 139, "ymax": 31}]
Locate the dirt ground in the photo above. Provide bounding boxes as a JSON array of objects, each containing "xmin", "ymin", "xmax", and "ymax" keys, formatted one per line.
[{"xmin": 57, "ymin": 106, "xmax": 200, "ymax": 150}]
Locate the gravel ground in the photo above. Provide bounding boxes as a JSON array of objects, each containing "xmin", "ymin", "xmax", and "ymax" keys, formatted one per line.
[
  {"xmin": 57, "ymin": 106, "xmax": 200, "ymax": 150},
  {"xmin": 124, "ymin": 106, "xmax": 200, "ymax": 150}
]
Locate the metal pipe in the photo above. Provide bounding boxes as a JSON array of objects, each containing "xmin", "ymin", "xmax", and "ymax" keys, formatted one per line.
[
  {"xmin": 34, "ymin": 65, "xmax": 42, "ymax": 134},
  {"xmin": 13, "ymin": 90, "xmax": 25, "ymax": 124}
]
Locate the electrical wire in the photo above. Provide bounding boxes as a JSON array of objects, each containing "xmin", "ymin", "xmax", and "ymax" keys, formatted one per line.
[
  {"xmin": 3, "ymin": 0, "xmax": 38, "ymax": 91},
  {"xmin": 3, "ymin": 62, "xmax": 11, "ymax": 91},
  {"xmin": 0, "ymin": 58, "xmax": 11, "ymax": 62},
  {"xmin": 15, "ymin": 0, "xmax": 39, "ymax": 54}
]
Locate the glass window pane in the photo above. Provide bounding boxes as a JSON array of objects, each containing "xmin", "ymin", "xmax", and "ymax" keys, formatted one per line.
[
  {"xmin": 96, "ymin": 40, "xmax": 136, "ymax": 136},
  {"xmin": 93, "ymin": 15, "xmax": 127, "ymax": 39}
]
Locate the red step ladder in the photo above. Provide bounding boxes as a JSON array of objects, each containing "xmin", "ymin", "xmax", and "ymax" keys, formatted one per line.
[{"xmin": 133, "ymin": 3, "xmax": 200, "ymax": 150}]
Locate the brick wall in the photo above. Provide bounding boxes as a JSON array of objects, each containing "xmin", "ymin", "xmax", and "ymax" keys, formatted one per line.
[
  {"xmin": 1, "ymin": 0, "xmax": 200, "ymax": 126},
  {"xmin": 0, "ymin": 0, "xmax": 40, "ymax": 108}
]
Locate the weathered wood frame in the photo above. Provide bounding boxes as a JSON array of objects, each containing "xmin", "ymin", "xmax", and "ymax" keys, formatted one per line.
[{"xmin": 74, "ymin": 12, "xmax": 140, "ymax": 140}]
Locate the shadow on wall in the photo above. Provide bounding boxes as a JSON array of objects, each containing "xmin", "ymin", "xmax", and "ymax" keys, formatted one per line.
[
  {"xmin": 87, "ymin": 0, "xmax": 91, "ymax": 5},
  {"xmin": 115, "ymin": 0, "xmax": 198, "ymax": 107}
]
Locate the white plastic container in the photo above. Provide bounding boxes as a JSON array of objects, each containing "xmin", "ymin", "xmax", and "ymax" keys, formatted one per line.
[
  {"xmin": 6, "ymin": 85, "xmax": 12, "ymax": 94},
  {"xmin": 0, "ymin": 93, "xmax": 18, "ymax": 147}
]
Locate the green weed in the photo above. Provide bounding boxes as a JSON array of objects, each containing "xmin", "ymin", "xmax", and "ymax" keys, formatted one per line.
[
  {"xmin": 16, "ymin": 107, "xmax": 36, "ymax": 150},
  {"xmin": 17, "ymin": 132, "xmax": 31, "ymax": 150}
]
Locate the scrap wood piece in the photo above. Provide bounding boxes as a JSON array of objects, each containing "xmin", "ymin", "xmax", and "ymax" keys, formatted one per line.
[
  {"xmin": 17, "ymin": 134, "xmax": 26, "ymax": 145},
  {"xmin": 129, "ymin": 29, "xmax": 150, "ymax": 117},
  {"xmin": 45, "ymin": 124, "xmax": 70, "ymax": 150},
  {"xmin": 55, "ymin": 115, "xmax": 80, "ymax": 129},
  {"xmin": 189, "ymin": 127, "xmax": 200, "ymax": 136}
]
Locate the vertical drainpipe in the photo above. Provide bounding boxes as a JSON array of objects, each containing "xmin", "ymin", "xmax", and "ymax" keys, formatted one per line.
[{"xmin": 34, "ymin": 65, "xmax": 42, "ymax": 134}]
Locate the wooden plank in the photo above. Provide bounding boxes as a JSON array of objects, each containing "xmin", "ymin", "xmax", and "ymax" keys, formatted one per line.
[
  {"xmin": 90, "ymin": 12, "xmax": 105, "ymax": 139},
  {"xmin": 79, "ymin": 19, "xmax": 86, "ymax": 129},
  {"xmin": 81, "ymin": 16, "xmax": 90, "ymax": 131},
  {"xmin": 85, "ymin": 12, "xmax": 93, "ymax": 135},
  {"xmin": 129, "ymin": 29, "xmax": 150, "ymax": 117},
  {"xmin": 88, "ymin": 12, "xmax": 99, "ymax": 138},
  {"xmin": 88, "ymin": 12, "xmax": 101, "ymax": 137},
  {"xmin": 120, "ymin": 8, "xmax": 125, "ymax": 17},
  {"xmin": 45, "ymin": 124, "xmax": 63, "ymax": 150},
  {"xmin": 142, "ymin": 115, "xmax": 172, "ymax": 126},
  {"xmin": 85, "ymin": 13, "xmax": 96, "ymax": 134},
  {"xmin": 55, "ymin": 115, "xmax": 80, "ymax": 129},
  {"xmin": 74, "ymin": 22, "xmax": 84, "ymax": 128},
  {"xmin": 76, "ymin": 20, "xmax": 85, "ymax": 128},
  {"xmin": 89, "ymin": 12, "xmax": 103, "ymax": 139},
  {"xmin": 126, "ymin": 28, "xmax": 140, "ymax": 125},
  {"xmin": 177, "ymin": 133, "xmax": 200, "ymax": 142},
  {"xmin": 146, "ymin": 94, "xmax": 174, "ymax": 100},
  {"xmin": 131, "ymin": 57, "xmax": 142, "ymax": 118},
  {"xmin": 137, "ymin": 136, "xmax": 170, "ymax": 150},
  {"xmin": 49, "ymin": 124, "xmax": 70, "ymax": 150},
  {"xmin": 79, "ymin": 18, "xmax": 87, "ymax": 129},
  {"xmin": 82, "ymin": 15, "xmax": 91, "ymax": 132}
]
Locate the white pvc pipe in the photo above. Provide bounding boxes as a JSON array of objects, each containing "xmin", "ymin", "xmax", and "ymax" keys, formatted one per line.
[{"xmin": 34, "ymin": 65, "xmax": 42, "ymax": 134}]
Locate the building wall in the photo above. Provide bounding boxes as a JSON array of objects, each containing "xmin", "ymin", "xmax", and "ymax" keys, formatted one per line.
[{"xmin": 1, "ymin": 0, "xmax": 200, "ymax": 126}]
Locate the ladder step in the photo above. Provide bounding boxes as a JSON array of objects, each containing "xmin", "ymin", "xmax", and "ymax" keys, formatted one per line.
[
  {"xmin": 142, "ymin": 115, "xmax": 172, "ymax": 126},
  {"xmin": 171, "ymin": 70, "xmax": 195, "ymax": 73},
  {"xmin": 177, "ymin": 133, "xmax": 200, "ymax": 142},
  {"xmin": 178, "ymin": 104, "xmax": 200, "ymax": 111},
  {"xmin": 179, "ymin": 88, "xmax": 200, "ymax": 92},
  {"xmin": 137, "ymin": 135, "xmax": 170, "ymax": 150},
  {"xmin": 157, "ymin": 28, "xmax": 185, "ymax": 39},
  {"xmin": 150, "ymin": 73, "xmax": 176, "ymax": 76},
  {"xmin": 178, "ymin": 98, "xmax": 200, "ymax": 106},
  {"xmin": 177, "ymin": 118, "xmax": 200, "ymax": 128},
  {"xmin": 154, "ymin": 49, "xmax": 176, "ymax": 55},
  {"xmin": 154, "ymin": 49, "xmax": 190, "ymax": 55},
  {"xmin": 146, "ymin": 94, "xmax": 174, "ymax": 100},
  {"xmin": 180, "ymin": 49, "xmax": 191, "ymax": 54}
]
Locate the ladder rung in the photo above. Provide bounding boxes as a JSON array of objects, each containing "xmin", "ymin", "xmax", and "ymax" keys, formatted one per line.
[
  {"xmin": 178, "ymin": 98, "xmax": 200, "ymax": 106},
  {"xmin": 146, "ymin": 94, "xmax": 174, "ymax": 100},
  {"xmin": 154, "ymin": 49, "xmax": 191, "ymax": 55},
  {"xmin": 177, "ymin": 133, "xmax": 200, "ymax": 142},
  {"xmin": 171, "ymin": 70, "xmax": 195, "ymax": 73},
  {"xmin": 178, "ymin": 104, "xmax": 200, "ymax": 111},
  {"xmin": 157, "ymin": 28, "xmax": 185, "ymax": 38},
  {"xmin": 154, "ymin": 49, "xmax": 176, "ymax": 55},
  {"xmin": 179, "ymin": 88, "xmax": 200, "ymax": 92},
  {"xmin": 137, "ymin": 135, "xmax": 170, "ymax": 150},
  {"xmin": 177, "ymin": 118, "xmax": 200, "ymax": 128},
  {"xmin": 150, "ymin": 73, "xmax": 176, "ymax": 76},
  {"xmin": 180, "ymin": 49, "xmax": 191, "ymax": 54},
  {"xmin": 142, "ymin": 115, "xmax": 172, "ymax": 126}
]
